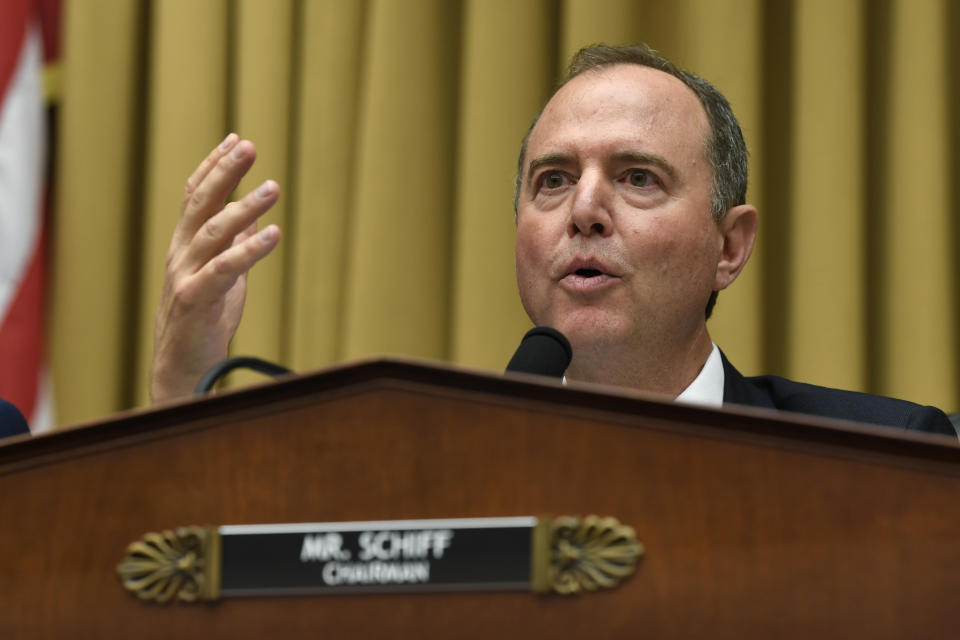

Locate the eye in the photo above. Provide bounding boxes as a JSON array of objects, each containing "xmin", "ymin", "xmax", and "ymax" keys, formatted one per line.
[
  {"xmin": 627, "ymin": 169, "xmax": 656, "ymax": 187},
  {"xmin": 541, "ymin": 171, "xmax": 567, "ymax": 190}
]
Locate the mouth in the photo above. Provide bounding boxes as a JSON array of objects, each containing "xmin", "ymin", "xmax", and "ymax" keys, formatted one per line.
[
  {"xmin": 574, "ymin": 268, "xmax": 604, "ymax": 278},
  {"xmin": 559, "ymin": 259, "xmax": 620, "ymax": 292}
]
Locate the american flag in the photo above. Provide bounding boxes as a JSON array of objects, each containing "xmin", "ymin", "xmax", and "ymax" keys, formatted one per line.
[{"xmin": 0, "ymin": 0, "xmax": 59, "ymax": 433}]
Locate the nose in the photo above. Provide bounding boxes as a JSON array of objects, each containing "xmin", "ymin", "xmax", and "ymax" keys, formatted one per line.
[{"xmin": 568, "ymin": 170, "xmax": 613, "ymax": 237}]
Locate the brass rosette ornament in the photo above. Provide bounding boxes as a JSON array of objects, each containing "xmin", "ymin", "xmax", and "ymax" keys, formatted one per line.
[
  {"xmin": 116, "ymin": 526, "xmax": 221, "ymax": 603},
  {"xmin": 532, "ymin": 515, "xmax": 643, "ymax": 594}
]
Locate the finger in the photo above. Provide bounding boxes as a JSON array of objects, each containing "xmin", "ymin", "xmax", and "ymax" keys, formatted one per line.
[
  {"xmin": 180, "ymin": 180, "xmax": 280, "ymax": 273},
  {"xmin": 183, "ymin": 132, "xmax": 239, "ymax": 200},
  {"xmin": 176, "ymin": 139, "xmax": 258, "ymax": 243},
  {"xmin": 190, "ymin": 224, "xmax": 282, "ymax": 302}
]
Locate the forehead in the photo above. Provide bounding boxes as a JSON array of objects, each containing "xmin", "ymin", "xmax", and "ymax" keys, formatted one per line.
[{"xmin": 526, "ymin": 64, "xmax": 710, "ymax": 167}]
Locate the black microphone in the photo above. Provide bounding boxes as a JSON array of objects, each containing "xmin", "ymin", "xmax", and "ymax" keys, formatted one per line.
[{"xmin": 505, "ymin": 327, "xmax": 573, "ymax": 378}]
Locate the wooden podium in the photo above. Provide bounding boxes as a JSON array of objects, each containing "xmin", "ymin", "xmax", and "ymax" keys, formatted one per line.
[{"xmin": 1, "ymin": 358, "xmax": 959, "ymax": 638}]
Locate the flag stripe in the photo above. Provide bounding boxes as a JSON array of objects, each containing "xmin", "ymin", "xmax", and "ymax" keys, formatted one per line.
[
  {"xmin": 0, "ymin": 1, "xmax": 30, "ymax": 105},
  {"xmin": 0, "ymin": 3, "xmax": 50, "ymax": 432},
  {"xmin": 0, "ymin": 25, "xmax": 44, "ymax": 318},
  {"xmin": 0, "ymin": 219, "xmax": 45, "ymax": 418}
]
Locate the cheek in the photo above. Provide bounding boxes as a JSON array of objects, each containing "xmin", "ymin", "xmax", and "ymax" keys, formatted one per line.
[
  {"xmin": 514, "ymin": 223, "xmax": 534, "ymax": 280},
  {"xmin": 514, "ymin": 223, "xmax": 537, "ymax": 296},
  {"xmin": 624, "ymin": 216, "xmax": 718, "ymax": 286},
  {"xmin": 515, "ymin": 214, "xmax": 553, "ymax": 267},
  {"xmin": 514, "ymin": 220, "xmax": 545, "ymax": 316},
  {"xmin": 622, "ymin": 219, "xmax": 676, "ymax": 269}
]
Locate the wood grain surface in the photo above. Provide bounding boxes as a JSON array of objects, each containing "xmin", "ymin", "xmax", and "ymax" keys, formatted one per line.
[{"xmin": 1, "ymin": 358, "xmax": 958, "ymax": 638}]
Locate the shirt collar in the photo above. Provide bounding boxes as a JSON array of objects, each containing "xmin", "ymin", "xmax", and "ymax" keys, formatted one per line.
[{"xmin": 674, "ymin": 343, "xmax": 724, "ymax": 408}]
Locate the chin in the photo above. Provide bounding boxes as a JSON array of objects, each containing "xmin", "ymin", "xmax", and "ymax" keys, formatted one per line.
[{"xmin": 553, "ymin": 312, "xmax": 632, "ymax": 351}]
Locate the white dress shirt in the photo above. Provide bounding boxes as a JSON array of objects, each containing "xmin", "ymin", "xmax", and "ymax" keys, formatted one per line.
[{"xmin": 674, "ymin": 343, "xmax": 724, "ymax": 408}]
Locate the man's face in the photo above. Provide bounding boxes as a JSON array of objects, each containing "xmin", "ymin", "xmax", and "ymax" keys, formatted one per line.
[{"xmin": 515, "ymin": 64, "xmax": 724, "ymax": 365}]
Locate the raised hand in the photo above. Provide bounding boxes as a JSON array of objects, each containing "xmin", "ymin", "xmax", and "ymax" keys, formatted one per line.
[{"xmin": 150, "ymin": 134, "xmax": 281, "ymax": 403}]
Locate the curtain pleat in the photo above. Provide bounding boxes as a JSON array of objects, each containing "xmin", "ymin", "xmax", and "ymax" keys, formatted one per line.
[
  {"xmin": 51, "ymin": 0, "xmax": 960, "ymax": 426},
  {"xmin": 449, "ymin": 0, "xmax": 556, "ymax": 370},
  {"xmin": 787, "ymin": 0, "xmax": 866, "ymax": 390},
  {"xmin": 881, "ymin": 0, "xmax": 954, "ymax": 406},
  {"xmin": 224, "ymin": 0, "xmax": 295, "ymax": 389},
  {"xmin": 341, "ymin": 0, "xmax": 461, "ymax": 360},
  {"xmin": 563, "ymin": 0, "xmax": 677, "ymax": 67},
  {"xmin": 51, "ymin": 0, "xmax": 144, "ymax": 421},
  {"xmin": 286, "ymin": 1, "xmax": 366, "ymax": 371}
]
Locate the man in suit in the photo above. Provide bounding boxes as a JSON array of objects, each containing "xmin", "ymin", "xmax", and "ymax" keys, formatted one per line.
[
  {"xmin": 149, "ymin": 44, "xmax": 954, "ymax": 436},
  {"xmin": 510, "ymin": 44, "xmax": 954, "ymax": 435}
]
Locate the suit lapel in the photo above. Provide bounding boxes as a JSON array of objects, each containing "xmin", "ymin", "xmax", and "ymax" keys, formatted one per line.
[{"xmin": 720, "ymin": 350, "xmax": 777, "ymax": 410}]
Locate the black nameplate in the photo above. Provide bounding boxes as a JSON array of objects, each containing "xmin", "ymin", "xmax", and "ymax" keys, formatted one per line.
[{"xmin": 219, "ymin": 517, "xmax": 535, "ymax": 595}]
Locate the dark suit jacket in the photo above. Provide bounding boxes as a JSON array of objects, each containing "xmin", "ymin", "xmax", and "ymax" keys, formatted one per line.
[
  {"xmin": 0, "ymin": 399, "xmax": 29, "ymax": 439},
  {"xmin": 721, "ymin": 352, "xmax": 956, "ymax": 436}
]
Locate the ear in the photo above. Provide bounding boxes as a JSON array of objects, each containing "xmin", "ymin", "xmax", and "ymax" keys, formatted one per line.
[{"xmin": 714, "ymin": 204, "xmax": 757, "ymax": 290}]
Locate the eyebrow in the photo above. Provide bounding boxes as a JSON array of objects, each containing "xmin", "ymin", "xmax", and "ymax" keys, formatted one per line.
[
  {"xmin": 525, "ymin": 150, "xmax": 679, "ymax": 185},
  {"xmin": 612, "ymin": 151, "xmax": 678, "ymax": 183},
  {"xmin": 525, "ymin": 153, "xmax": 574, "ymax": 185}
]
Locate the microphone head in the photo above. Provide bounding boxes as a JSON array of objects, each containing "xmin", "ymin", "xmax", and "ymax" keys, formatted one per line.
[{"xmin": 505, "ymin": 326, "xmax": 573, "ymax": 378}]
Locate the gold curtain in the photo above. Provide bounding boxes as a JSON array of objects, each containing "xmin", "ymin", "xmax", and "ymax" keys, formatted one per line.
[{"xmin": 51, "ymin": 0, "xmax": 960, "ymax": 427}]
